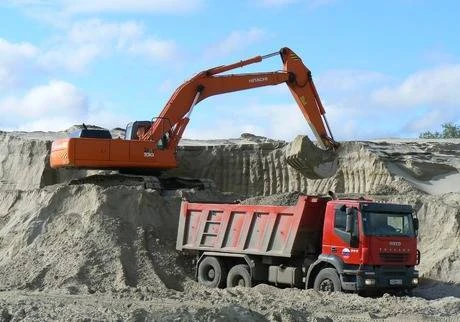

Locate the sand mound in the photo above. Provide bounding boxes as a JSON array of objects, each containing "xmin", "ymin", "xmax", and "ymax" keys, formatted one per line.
[
  {"xmin": 0, "ymin": 182, "xmax": 238, "ymax": 294},
  {"xmin": 1, "ymin": 131, "xmax": 459, "ymax": 285},
  {"xmin": 0, "ymin": 283, "xmax": 458, "ymax": 320},
  {"xmin": 0, "ymin": 132, "xmax": 53, "ymax": 191},
  {"xmin": 0, "ymin": 130, "xmax": 459, "ymax": 320}
]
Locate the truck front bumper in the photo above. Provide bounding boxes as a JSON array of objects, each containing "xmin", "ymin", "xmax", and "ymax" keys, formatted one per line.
[{"xmin": 341, "ymin": 266, "xmax": 419, "ymax": 292}]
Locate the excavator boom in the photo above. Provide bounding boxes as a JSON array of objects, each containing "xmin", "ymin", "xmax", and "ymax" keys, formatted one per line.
[{"xmin": 50, "ymin": 47, "xmax": 338, "ymax": 178}]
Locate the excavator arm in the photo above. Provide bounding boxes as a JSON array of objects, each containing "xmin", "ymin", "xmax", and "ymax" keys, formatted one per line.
[
  {"xmin": 50, "ymin": 47, "xmax": 339, "ymax": 179},
  {"xmin": 142, "ymin": 47, "xmax": 337, "ymax": 151}
]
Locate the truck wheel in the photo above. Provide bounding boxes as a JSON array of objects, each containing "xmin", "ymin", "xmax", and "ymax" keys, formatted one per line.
[
  {"xmin": 197, "ymin": 256, "xmax": 226, "ymax": 288},
  {"xmin": 313, "ymin": 268, "xmax": 341, "ymax": 292},
  {"xmin": 227, "ymin": 264, "xmax": 252, "ymax": 288}
]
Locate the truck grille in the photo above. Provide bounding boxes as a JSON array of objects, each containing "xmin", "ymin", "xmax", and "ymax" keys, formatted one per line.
[{"xmin": 380, "ymin": 252, "xmax": 409, "ymax": 263}]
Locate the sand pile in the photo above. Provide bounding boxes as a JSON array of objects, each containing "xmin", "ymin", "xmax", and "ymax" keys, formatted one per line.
[
  {"xmin": 0, "ymin": 131, "xmax": 109, "ymax": 191},
  {"xmin": 0, "ymin": 131, "xmax": 53, "ymax": 191},
  {"xmin": 388, "ymin": 193, "xmax": 460, "ymax": 284},
  {"xmin": 0, "ymin": 181, "xmax": 238, "ymax": 294},
  {"xmin": 0, "ymin": 284, "xmax": 459, "ymax": 321},
  {"xmin": 0, "ymin": 130, "xmax": 459, "ymax": 320},
  {"xmin": 1, "ymin": 131, "xmax": 459, "ymax": 285}
]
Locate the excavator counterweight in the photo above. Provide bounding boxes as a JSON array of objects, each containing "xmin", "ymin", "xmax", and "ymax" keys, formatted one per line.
[{"xmin": 50, "ymin": 47, "xmax": 339, "ymax": 179}]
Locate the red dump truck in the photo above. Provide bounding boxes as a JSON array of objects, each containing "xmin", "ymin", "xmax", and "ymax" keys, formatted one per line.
[{"xmin": 176, "ymin": 195, "xmax": 420, "ymax": 294}]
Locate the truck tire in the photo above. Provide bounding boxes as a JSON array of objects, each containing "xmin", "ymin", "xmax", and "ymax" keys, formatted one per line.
[
  {"xmin": 226, "ymin": 264, "xmax": 252, "ymax": 288},
  {"xmin": 313, "ymin": 268, "xmax": 341, "ymax": 292},
  {"xmin": 197, "ymin": 256, "xmax": 226, "ymax": 288}
]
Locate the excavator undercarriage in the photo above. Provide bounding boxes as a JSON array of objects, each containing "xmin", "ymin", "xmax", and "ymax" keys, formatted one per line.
[{"xmin": 69, "ymin": 173, "xmax": 215, "ymax": 191}]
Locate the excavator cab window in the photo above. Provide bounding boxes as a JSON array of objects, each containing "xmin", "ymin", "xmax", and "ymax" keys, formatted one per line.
[
  {"xmin": 125, "ymin": 121, "xmax": 152, "ymax": 140},
  {"xmin": 136, "ymin": 126, "xmax": 146, "ymax": 139},
  {"xmin": 125, "ymin": 123, "xmax": 134, "ymax": 140}
]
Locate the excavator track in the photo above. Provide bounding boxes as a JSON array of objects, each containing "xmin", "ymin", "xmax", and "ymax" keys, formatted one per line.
[
  {"xmin": 69, "ymin": 173, "xmax": 216, "ymax": 191},
  {"xmin": 286, "ymin": 135, "xmax": 338, "ymax": 179}
]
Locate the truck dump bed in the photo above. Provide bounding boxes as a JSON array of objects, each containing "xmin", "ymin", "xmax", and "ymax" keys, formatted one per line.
[{"xmin": 176, "ymin": 196, "xmax": 328, "ymax": 257}]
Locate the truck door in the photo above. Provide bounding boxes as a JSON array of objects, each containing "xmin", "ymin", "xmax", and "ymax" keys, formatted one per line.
[{"xmin": 331, "ymin": 205, "xmax": 361, "ymax": 264}]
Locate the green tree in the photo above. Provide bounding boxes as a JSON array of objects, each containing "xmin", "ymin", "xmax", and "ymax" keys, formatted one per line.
[{"xmin": 419, "ymin": 122, "xmax": 460, "ymax": 139}]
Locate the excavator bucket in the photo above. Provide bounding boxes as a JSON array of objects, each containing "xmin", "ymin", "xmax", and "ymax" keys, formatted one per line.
[{"xmin": 286, "ymin": 135, "xmax": 338, "ymax": 179}]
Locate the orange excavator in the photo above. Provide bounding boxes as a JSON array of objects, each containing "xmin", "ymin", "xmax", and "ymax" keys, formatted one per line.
[{"xmin": 50, "ymin": 47, "xmax": 338, "ymax": 177}]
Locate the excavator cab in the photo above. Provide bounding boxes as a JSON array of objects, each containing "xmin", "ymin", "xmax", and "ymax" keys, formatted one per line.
[
  {"xmin": 124, "ymin": 120, "xmax": 170, "ymax": 149},
  {"xmin": 125, "ymin": 121, "xmax": 152, "ymax": 140}
]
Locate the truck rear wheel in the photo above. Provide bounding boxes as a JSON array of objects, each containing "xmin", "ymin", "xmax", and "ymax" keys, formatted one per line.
[
  {"xmin": 313, "ymin": 268, "xmax": 341, "ymax": 292},
  {"xmin": 226, "ymin": 264, "xmax": 252, "ymax": 288},
  {"xmin": 197, "ymin": 256, "xmax": 226, "ymax": 288}
]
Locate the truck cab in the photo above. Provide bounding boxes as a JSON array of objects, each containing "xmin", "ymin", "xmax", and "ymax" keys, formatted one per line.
[
  {"xmin": 309, "ymin": 199, "xmax": 419, "ymax": 293},
  {"xmin": 176, "ymin": 195, "xmax": 419, "ymax": 294}
]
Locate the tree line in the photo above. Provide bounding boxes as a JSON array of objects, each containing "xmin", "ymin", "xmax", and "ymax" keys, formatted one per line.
[{"xmin": 419, "ymin": 122, "xmax": 460, "ymax": 139}]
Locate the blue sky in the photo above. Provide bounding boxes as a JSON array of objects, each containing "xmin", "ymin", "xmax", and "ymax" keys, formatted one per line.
[{"xmin": 1, "ymin": 0, "xmax": 459, "ymax": 141}]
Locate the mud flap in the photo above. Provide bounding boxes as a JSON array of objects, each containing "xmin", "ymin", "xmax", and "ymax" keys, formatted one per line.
[{"xmin": 286, "ymin": 135, "xmax": 338, "ymax": 179}]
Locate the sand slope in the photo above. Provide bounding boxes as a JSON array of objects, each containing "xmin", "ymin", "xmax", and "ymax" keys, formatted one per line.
[{"xmin": 0, "ymin": 130, "xmax": 459, "ymax": 320}]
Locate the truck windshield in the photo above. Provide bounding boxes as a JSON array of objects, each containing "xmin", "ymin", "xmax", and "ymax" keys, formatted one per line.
[{"xmin": 362, "ymin": 212, "xmax": 414, "ymax": 237}]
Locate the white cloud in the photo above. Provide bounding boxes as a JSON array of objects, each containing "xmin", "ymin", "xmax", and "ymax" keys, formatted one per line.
[
  {"xmin": 38, "ymin": 44, "xmax": 103, "ymax": 73},
  {"xmin": 405, "ymin": 110, "xmax": 447, "ymax": 133},
  {"xmin": 256, "ymin": 0, "xmax": 336, "ymax": 8},
  {"xmin": 372, "ymin": 64, "xmax": 460, "ymax": 107},
  {"xmin": 36, "ymin": 19, "xmax": 180, "ymax": 72},
  {"xmin": 67, "ymin": 19, "xmax": 143, "ymax": 46},
  {"xmin": 37, "ymin": 19, "xmax": 140, "ymax": 72},
  {"xmin": 127, "ymin": 38, "xmax": 180, "ymax": 62},
  {"xmin": 12, "ymin": 116, "xmax": 82, "ymax": 132},
  {"xmin": 8, "ymin": 0, "xmax": 203, "ymax": 16},
  {"xmin": 157, "ymin": 79, "xmax": 175, "ymax": 93},
  {"xmin": 0, "ymin": 80, "xmax": 134, "ymax": 131},
  {"xmin": 0, "ymin": 80, "xmax": 88, "ymax": 130},
  {"xmin": 184, "ymin": 121, "xmax": 266, "ymax": 141},
  {"xmin": 0, "ymin": 38, "xmax": 37, "ymax": 62},
  {"xmin": 320, "ymin": 65, "xmax": 460, "ymax": 138},
  {"xmin": 0, "ymin": 38, "xmax": 39, "ymax": 90},
  {"xmin": 257, "ymin": 0, "xmax": 297, "ymax": 6},
  {"xmin": 316, "ymin": 69, "xmax": 388, "ymax": 92},
  {"xmin": 62, "ymin": 0, "xmax": 203, "ymax": 15},
  {"xmin": 184, "ymin": 102, "xmax": 339, "ymax": 141},
  {"xmin": 84, "ymin": 105, "xmax": 131, "ymax": 131},
  {"xmin": 307, "ymin": 0, "xmax": 337, "ymax": 8},
  {"xmin": 1, "ymin": 19, "xmax": 180, "ymax": 80},
  {"xmin": 206, "ymin": 28, "xmax": 267, "ymax": 58},
  {"xmin": 422, "ymin": 48, "xmax": 456, "ymax": 65}
]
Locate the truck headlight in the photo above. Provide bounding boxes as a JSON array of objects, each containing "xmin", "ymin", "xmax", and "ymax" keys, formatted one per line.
[
  {"xmin": 365, "ymin": 279, "xmax": 376, "ymax": 286},
  {"xmin": 412, "ymin": 277, "xmax": 419, "ymax": 285}
]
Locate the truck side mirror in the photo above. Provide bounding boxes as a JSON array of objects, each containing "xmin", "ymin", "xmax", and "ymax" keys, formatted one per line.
[
  {"xmin": 413, "ymin": 218, "xmax": 419, "ymax": 231},
  {"xmin": 345, "ymin": 208, "xmax": 353, "ymax": 233}
]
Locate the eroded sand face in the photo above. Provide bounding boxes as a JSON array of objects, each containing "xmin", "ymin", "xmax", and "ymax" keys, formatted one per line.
[{"xmin": 0, "ymin": 130, "xmax": 459, "ymax": 321}]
